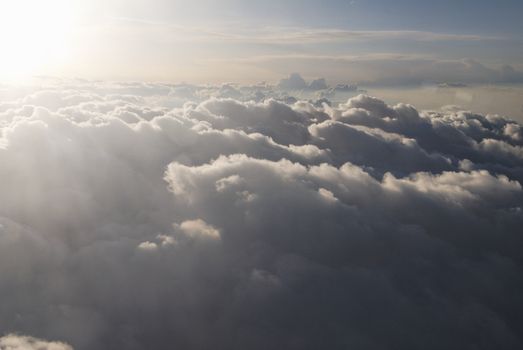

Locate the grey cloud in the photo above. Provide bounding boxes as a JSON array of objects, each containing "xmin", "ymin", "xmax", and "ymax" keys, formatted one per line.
[
  {"xmin": 309, "ymin": 120, "xmax": 453, "ymax": 175},
  {"xmin": 243, "ymin": 56, "xmax": 523, "ymax": 86},
  {"xmin": 0, "ymin": 81, "xmax": 522, "ymax": 349},
  {"xmin": 278, "ymin": 73, "xmax": 333, "ymax": 91},
  {"xmin": 278, "ymin": 73, "xmax": 308, "ymax": 90},
  {"xmin": 308, "ymin": 78, "xmax": 328, "ymax": 90}
]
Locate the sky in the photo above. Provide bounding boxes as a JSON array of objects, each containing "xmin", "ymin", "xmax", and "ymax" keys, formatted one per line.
[{"xmin": 0, "ymin": 0, "xmax": 522, "ymax": 83}]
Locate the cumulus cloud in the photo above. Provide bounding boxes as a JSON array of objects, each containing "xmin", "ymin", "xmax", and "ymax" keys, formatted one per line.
[
  {"xmin": 278, "ymin": 73, "xmax": 309, "ymax": 90},
  {"xmin": 0, "ymin": 334, "xmax": 73, "ymax": 350},
  {"xmin": 308, "ymin": 78, "xmax": 328, "ymax": 90},
  {"xmin": 277, "ymin": 73, "xmax": 335, "ymax": 91},
  {"xmin": 0, "ymin": 81, "xmax": 522, "ymax": 349},
  {"xmin": 176, "ymin": 219, "xmax": 221, "ymax": 240}
]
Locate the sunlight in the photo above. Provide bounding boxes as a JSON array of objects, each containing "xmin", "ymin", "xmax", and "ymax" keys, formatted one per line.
[{"xmin": 0, "ymin": 0, "xmax": 75, "ymax": 79}]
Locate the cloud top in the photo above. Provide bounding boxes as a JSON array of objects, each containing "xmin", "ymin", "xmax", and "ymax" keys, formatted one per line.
[
  {"xmin": 0, "ymin": 335, "xmax": 73, "ymax": 350},
  {"xmin": 0, "ymin": 81, "xmax": 522, "ymax": 349}
]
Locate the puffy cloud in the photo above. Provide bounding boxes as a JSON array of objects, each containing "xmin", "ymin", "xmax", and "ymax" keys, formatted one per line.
[
  {"xmin": 308, "ymin": 78, "xmax": 328, "ymax": 90},
  {"xmin": 0, "ymin": 334, "xmax": 72, "ymax": 350},
  {"xmin": 0, "ymin": 81, "xmax": 522, "ymax": 350},
  {"xmin": 137, "ymin": 241, "xmax": 158, "ymax": 251},
  {"xmin": 278, "ymin": 73, "xmax": 308, "ymax": 90},
  {"xmin": 176, "ymin": 219, "xmax": 221, "ymax": 240}
]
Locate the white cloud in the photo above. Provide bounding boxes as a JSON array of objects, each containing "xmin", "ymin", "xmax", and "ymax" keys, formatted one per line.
[
  {"xmin": 137, "ymin": 241, "xmax": 158, "ymax": 251},
  {"xmin": 0, "ymin": 334, "xmax": 73, "ymax": 350},
  {"xmin": 176, "ymin": 219, "xmax": 221, "ymax": 240}
]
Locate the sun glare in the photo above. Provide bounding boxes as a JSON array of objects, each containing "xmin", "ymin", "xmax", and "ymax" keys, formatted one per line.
[{"xmin": 0, "ymin": 0, "xmax": 74, "ymax": 80}]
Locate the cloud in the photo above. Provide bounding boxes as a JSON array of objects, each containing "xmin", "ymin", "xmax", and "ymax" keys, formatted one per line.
[
  {"xmin": 175, "ymin": 219, "xmax": 221, "ymax": 240},
  {"xmin": 235, "ymin": 28, "xmax": 502, "ymax": 44},
  {"xmin": 101, "ymin": 19, "xmax": 502, "ymax": 45},
  {"xmin": 237, "ymin": 55, "xmax": 523, "ymax": 86},
  {"xmin": 0, "ymin": 334, "xmax": 73, "ymax": 350},
  {"xmin": 278, "ymin": 73, "xmax": 308, "ymax": 90},
  {"xmin": 0, "ymin": 81, "xmax": 522, "ymax": 349},
  {"xmin": 277, "ymin": 74, "xmax": 333, "ymax": 91},
  {"xmin": 308, "ymin": 78, "xmax": 328, "ymax": 90}
]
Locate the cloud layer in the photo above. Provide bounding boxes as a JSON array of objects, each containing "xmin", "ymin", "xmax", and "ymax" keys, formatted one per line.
[
  {"xmin": 0, "ymin": 81, "xmax": 522, "ymax": 349},
  {"xmin": 243, "ymin": 56, "xmax": 523, "ymax": 86}
]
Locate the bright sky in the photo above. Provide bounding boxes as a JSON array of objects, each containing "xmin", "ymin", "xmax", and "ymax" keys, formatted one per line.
[{"xmin": 0, "ymin": 0, "xmax": 522, "ymax": 84}]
